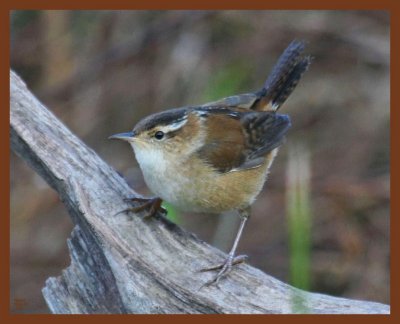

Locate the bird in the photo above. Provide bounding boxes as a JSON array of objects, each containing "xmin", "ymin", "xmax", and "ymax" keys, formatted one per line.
[{"xmin": 110, "ymin": 40, "xmax": 311, "ymax": 286}]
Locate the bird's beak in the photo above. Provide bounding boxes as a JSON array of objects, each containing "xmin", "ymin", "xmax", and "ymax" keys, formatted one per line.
[{"xmin": 108, "ymin": 131, "xmax": 136, "ymax": 141}]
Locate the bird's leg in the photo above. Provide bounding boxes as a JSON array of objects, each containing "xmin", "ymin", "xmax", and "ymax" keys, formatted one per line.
[
  {"xmin": 200, "ymin": 207, "xmax": 250, "ymax": 286},
  {"xmin": 116, "ymin": 196, "xmax": 166, "ymax": 219}
]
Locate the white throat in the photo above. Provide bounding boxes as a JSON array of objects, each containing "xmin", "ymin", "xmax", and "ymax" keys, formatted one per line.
[
  {"xmin": 130, "ymin": 142, "xmax": 184, "ymax": 202},
  {"xmin": 131, "ymin": 143, "xmax": 168, "ymax": 174}
]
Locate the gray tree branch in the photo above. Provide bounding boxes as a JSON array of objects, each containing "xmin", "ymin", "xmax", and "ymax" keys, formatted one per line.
[{"xmin": 10, "ymin": 70, "xmax": 390, "ymax": 314}]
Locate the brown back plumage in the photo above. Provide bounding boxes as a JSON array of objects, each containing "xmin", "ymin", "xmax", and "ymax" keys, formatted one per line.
[
  {"xmin": 191, "ymin": 41, "xmax": 311, "ymax": 172},
  {"xmin": 194, "ymin": 108, "xmax": 291, "ymax": 173}
]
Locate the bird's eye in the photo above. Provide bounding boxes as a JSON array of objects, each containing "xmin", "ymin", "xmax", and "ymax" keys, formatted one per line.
[{"xmin": 154, "ymin": 131, "xmax": 165, "ymax": 140}]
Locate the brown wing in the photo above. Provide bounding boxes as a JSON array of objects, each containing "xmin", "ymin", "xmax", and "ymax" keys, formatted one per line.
[
  {"xmin": 238, "ymin": 112, "xmax": 291, "ymax": 170},
  {"xmin": 196, "ymin": 112, "xmax": 247, "ymax": 173},
  {"xmin": 195, "ymin": 108, "xmax": 291, "ymax": 173}
]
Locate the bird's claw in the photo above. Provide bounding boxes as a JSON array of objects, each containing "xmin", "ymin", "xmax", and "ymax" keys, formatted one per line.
[
  {"xmin": 115, "ymin": 197, "xmax": 166, "ymax": 219},
  {"xmin": 199, "ymin": 254, "xmax": 248, "ymax": 288}
]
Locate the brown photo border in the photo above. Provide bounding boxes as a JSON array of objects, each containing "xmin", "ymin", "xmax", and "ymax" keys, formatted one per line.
[{"xmin": 2, "ymin": 0, "xmax": 398, "ymax": 322}]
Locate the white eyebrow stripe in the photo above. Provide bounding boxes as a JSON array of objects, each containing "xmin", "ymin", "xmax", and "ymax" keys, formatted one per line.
[{"xmin": 160, "ymin": 117, "xmax": 188, "ymax": 133}]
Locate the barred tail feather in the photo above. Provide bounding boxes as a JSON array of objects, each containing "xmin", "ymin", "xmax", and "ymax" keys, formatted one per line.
[{"xmin": 254, "ymin": 40, "xmax": 311, "ymax": 111}]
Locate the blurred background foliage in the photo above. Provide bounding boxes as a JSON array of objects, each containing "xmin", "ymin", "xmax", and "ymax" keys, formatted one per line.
[{"xmin": 10, "ymin": 10, "xmax": 390, "ymax": 313}]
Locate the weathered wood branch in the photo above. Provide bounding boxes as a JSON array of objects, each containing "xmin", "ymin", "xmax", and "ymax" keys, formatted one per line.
[{"xmin": 10, "ymin": 70, "xmax": 390, "ymax": 314}]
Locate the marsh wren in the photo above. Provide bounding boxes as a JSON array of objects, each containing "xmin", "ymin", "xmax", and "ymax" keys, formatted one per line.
[{"xmin": 110, "ymin": 40, "xmax": 311, "ymax": 286}]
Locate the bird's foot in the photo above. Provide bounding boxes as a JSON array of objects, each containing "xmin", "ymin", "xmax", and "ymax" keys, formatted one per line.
[
  {"xmin": 200, "ymin": 254, "xmax": 248, "ymax": 287},
  {"xmin": 115, "ymin": 196, "xmax": 166, "ymax": 219}
]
